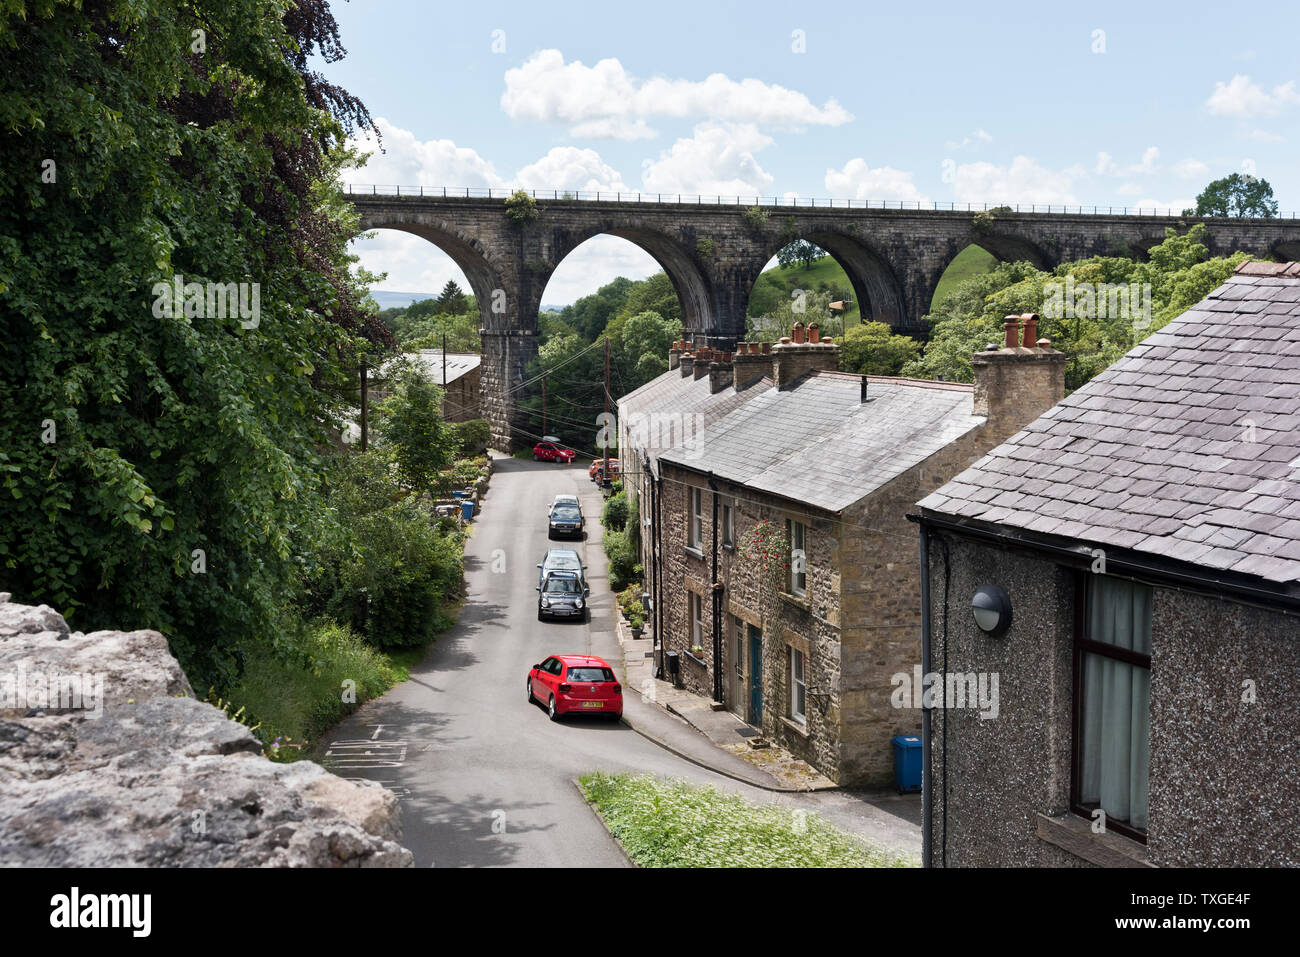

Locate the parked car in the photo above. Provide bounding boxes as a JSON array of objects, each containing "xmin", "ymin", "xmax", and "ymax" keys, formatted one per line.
[
  {"xmin": 527, "ymin": 654, "xmax": 622, "ymax": 720},
  {"xmin": 589, "ymin": 457, "xmax": 620, "ymax": 482},
  {"xmin": 547, "ymin": 503, "xmax": 584, "ymax": 539},
  {"xmin": 536, "ymin": 570, "xmax": 587, "ymax": 621},
  {"xmin": 534, "ymin": 442, "xmax": 576, "ymax": 464},
  {"xmin": 537, "ymin": 548, "xmax": 589, "ymax": 593},
  {"xmin": 548, "ymin": 494, "xmax": 580, "ymax": 516}
]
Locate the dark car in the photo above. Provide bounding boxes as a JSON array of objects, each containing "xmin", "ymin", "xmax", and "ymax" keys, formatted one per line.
[
  {"xmin": 547, "ymin": 503, "xmax": 584, "ymax": 539},
  {"xmin": 537, "ymin": 548, "xmax": 589, "ymax": 593},
  {"xmin": 537, "ymin": 571, "xmax": 587, "ymax": 621}
]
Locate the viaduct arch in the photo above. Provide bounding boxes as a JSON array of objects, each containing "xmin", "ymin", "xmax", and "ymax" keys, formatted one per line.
[{"xmin": 354, "ymin": 192, "xmax": 1300, "ymax": 449}]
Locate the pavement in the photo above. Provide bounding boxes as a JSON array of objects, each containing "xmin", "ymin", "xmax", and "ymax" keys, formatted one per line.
[{"xmin": 317, "ymin": 453, "xmax": 921, "ymax": 867}]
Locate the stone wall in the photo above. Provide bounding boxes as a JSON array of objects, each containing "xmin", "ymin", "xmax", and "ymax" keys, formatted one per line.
[
  {"xmin": 442, "ymin": 365, "xmax": 482, "ymax": 423},
  {"xmin": 0, "ymin": 595, "xmax": 413, "ymax": 867}
]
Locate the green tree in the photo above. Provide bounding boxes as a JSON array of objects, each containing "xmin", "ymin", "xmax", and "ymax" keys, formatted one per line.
[
  {"xmin": 840, "ymin": 322, "xmax": 922, "ymax": 376},
  {"xmin": 373, "ymin": 361, "xmax": 453, "ymax": 495},
  {"xmin": 434, "ymin": 280, "xmax": 469, "ymax": 315},
  {"xmin": 1192, "ymin": 173, "xmax": 1279, "ymax": 218},
  {"xmin": 0, "ymin": 0, "xmax": 381, "ymax": 687}
]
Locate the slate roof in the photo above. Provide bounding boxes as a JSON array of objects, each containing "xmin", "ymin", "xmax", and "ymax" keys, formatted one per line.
[
  {"xmin": 658, "ymin": 371, "xmax": 984, "ymax": 513},
  {"xmin": 917, "ymin": 262, "xmax": 1300, "ymax": 587},
  {"xmin": 402, "ymin": 350, "xmax": 480, "ymax": 386},
  {"xmin": 618, "ymin": 367, "xmax": 772, "ymax": 472}
]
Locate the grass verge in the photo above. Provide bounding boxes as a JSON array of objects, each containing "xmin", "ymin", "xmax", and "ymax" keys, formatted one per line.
[{"xmin": 579, "ymin": 771, "xmax": 916, "ymax": 867}]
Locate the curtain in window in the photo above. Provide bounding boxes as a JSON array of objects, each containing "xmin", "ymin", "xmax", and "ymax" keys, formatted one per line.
[{"xmin": 1081, "ymin": 578, "xmax": 1152, "ymax": 830}]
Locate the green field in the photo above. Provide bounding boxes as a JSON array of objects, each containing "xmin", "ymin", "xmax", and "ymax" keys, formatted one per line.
[{"xmin": 749, "ymin": 244, "xmax": 998, "ymax": 322}]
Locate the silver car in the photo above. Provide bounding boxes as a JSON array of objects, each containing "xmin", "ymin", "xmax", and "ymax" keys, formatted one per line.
[{"xmin": 537, "ymin": 548, "xmax": 588, "ymax": 593}]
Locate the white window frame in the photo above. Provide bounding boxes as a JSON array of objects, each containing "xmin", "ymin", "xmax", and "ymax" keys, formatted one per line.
[
  {"xmin": 790, "ymin": 647, "xmax": 806, "ymax": 724},
  {"xmin": 688, "ymin": 486, "xmax": 703, "ymax": 550},
  {"xmin": 787, "ymin": 519, "xmax": 807, "ymax": 597}
]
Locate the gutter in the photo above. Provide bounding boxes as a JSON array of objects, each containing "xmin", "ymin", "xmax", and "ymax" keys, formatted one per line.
[{"xmin": 909, "ymin": 510, "xmax": 1300, "ymax": 615}]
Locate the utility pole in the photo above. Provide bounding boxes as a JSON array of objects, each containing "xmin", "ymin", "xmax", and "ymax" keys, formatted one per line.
[
  {"xmin": 541, "ymin": 371, "xmax": 547, "ymax": 438},
  {"xmin": 602, "ymin": 336, "xmax": 610, "ymax": 487},
  {"xmin": 442, "ymin": 333, "xmax": 448, "ymax": 418}
]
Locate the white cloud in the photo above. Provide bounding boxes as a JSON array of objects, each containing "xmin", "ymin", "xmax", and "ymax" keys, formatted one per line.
[
  {"xmin": 824, "ymin": 158, "xmax": 929, "ymax": 204},
  {"xmin": 640, "ymin": 122, "xmax": 775, "ymax": 197},
  {"xmin": 569, "ymin": 118, "xmax": 658, "ymax": 141},
  {"xmin": 945, "ymin": 128, "xmax": 992, "ymax": 150},
  {"xmin": 952, "ymin": 157, "xmax": 1080, "ymax": 206},
  {"xmin": 542, "ymin": 237, "xmax": 662, "ymax": 307},
  {"xmin": 1116, "ymin": 182, "xmax": 1142, "ymax": 196},
  {"xmin": 346, "ymin": 118, "xmax": 503, "ymax": 189},
  {"xmin": 1246, "ymin": 128, "xmax": 1285, "ymax": 143},
  {"xmin": 512, "ymin": 147, "xmax": 630, "ymax": 192},
  {"xmin": 501, "ymin": 50, "xmax": 852, "ymax": 136},
  {"xmin": 1172, "ymin": 158, "xmax": 1210, "ymax": 179},
  {"xmin": 352, "ymin": 231, "xmax": 471, "ymax": 296},
  {"xmin": 1206, "ymin": 75, "xmax": 1300, "ymax": 117}
]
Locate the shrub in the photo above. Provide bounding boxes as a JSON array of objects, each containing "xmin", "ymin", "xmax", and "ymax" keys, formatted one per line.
[
  {"xmin": 448, "ymin": 418, "xmax": 491, "ymax": 456},
  {"xmin": 604, "ymin": 527, "xmax": 638, "ymax": 592},
  {"xmin": 602, "ymin": 489, "xmax": 629, "ymax": 531},
  {"xmin": 695, "ymin": 237, "xmax": 716, "ymax": 259},
  {"xmin": 505, "ymin": 189, "xmax": 540, "ymax": 225},
  {"xmin": 301, "ymin": 451, "xmax": 463, "ymax": 649},
  {"xmin": 742, "ymin": 205, "xmax": 769, "ymax": 230}
]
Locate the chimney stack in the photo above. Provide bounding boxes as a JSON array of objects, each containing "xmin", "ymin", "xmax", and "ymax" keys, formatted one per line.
[
  {"xmin": 669, "ymin": 339, "xmax": 685, "ymax": 370},
  {"xmin": 708, "ymin": 354, "xmax": 734, "ymax": 394},
  {"xmin": 973, "ymin": 314, "xmax": 1066, "ymax": 441},
  {"xmin": 732, "ymin": 342, "xmax": 769, "ymax": 391},
  {"xmin": 679, "ymin": 352, "xmax": 695, "ymax": 377},
  {"xmin": 771, "ymin": 338, "xmax": 840, "ymax": 389}
]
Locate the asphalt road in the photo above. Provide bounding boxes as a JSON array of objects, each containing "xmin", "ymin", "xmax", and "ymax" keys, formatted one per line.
[{"xmin": 319, "ymin": 455, "xmax": 920, "ymax": 867}]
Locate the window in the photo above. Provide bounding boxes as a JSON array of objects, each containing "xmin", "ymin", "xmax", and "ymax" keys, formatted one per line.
[
  {"xmin": 1072, "ymin": 575, "xmax": 1151, "ymax": 841},
  {"xmin": 690, "ymin": 592, "xmax": 704, "ymax": 650},
  {"xmin": 567, "ymin": 667, "xmax": 616, "ymax": 683},
  {"xmin": 721, "ymin": 498, "xmax": 735, "ymax": 547},
  {"xmin": 790, "ymin": 647, "xmax": 806, "ymax": 724},
  {"xmin": 688, "ymin": 487, "xmax": 703, "ymax": 550},
  {"xmin": 786, "ymin": 519, "xmax": 807, "ymax": 597}
]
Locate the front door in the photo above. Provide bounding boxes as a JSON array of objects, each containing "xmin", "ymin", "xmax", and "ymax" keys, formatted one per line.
[
  {"xmin": 729, "ymin": 616, "xmax": 745, "ymax": 720},
  {"xmin": 748, "ymin": 625, "xmax": 763, "ymax": 723}
]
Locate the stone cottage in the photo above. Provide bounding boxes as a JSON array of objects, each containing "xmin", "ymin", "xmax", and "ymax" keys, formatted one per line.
[
  {"xmin": 914, "ymin": 261, "xmax": 1300, "ymax": 866},
  {"xmin": 627, "ymin": 320, "xmax": 1066, "ymax": 787}
]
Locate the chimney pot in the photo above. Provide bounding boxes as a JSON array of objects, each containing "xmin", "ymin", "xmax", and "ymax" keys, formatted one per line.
[
  {"xmin": 1003, "ymin": 316, "xmax": 1021, "ymax": 350},
  {"xmin": 762, "ymin": 341, "xmax": 770, "ymax": 354},
  {"xmin": 807, "ymin": 322, "xmax": 819, "ymax": 342},
  {"xmin": 1037, "ymin": 338, "xmax": 1052, "ymax": 351},
  {"xmin": 792, "ymin": 322, "xmax": 806, "ymax": 344},
  {"xmin": 822, "ymin": 336, "xmax": 834, "ymax": 344},
  {"xmin": 1021, "ymin": 313, "xmax": 1039, "ymax": 350},
  {"xmin": 779, "ymin": 337, "xmax": 792, "ymax": 345}
]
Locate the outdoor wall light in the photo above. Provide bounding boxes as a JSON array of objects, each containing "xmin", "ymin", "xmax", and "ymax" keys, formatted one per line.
[{"xmin": 971, "ymin": 585, "xmax": 1012, "ymax": 637}]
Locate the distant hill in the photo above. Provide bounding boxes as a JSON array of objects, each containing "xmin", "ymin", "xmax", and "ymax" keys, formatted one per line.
[
  {"xmin": 369, "ymin": 290, "xmax": 440, "ymax": 310},
  {"xmin": 749, "ymin": 245, "xmax": 998, "ymax": 322}
]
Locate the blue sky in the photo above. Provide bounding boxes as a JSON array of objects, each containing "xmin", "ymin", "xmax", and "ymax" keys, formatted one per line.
[{"xmin": 331, "ymin": 0, "xmax": 1299, "ymax": 306}]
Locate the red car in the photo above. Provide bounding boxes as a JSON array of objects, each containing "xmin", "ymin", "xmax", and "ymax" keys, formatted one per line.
[
  {"xmin": 533, "ymin": 442, "xmax": 576, "ymax": 464},
  {"xmin": 527, "ymin": 654, "xmax": 622, "ymax": 721}
]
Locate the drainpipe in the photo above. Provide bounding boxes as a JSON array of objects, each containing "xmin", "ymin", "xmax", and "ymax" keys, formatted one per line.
[
  {"xmin": 649, "ymin": 459, "xmax": 664, "ymax": 680},
  {"xmin": 919, "ymin": 523, "xmax": 933, "ymax": 869},
  {"xmin": 708, "ymin": 472, "xmax": 722, "ymax": 703}
]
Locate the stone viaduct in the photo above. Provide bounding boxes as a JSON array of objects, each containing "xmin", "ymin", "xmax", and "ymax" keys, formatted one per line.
[{"xmin": 352, "ymin": 191, "xmax": 1300, "ymax": 448}]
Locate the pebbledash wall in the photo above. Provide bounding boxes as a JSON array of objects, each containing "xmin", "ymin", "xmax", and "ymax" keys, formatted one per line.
[
  {"xmin": 923, "ymin": 535, "xmax": 1300, "ymax": 866},
  {"xmin": 654, "ymin": 321, "xmax": 1067, "ymax": 787}
]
